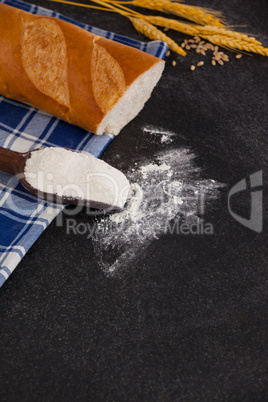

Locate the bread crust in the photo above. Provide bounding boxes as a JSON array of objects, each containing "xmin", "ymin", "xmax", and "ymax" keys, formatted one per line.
[{"xmin": 0, "ymin": 3, "xmax": 164, "ymax": 134}]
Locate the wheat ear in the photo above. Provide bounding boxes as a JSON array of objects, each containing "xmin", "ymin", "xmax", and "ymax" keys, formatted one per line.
[
  {"xmin": 129, "ymin": 17, "xmax": 186, "ymax": 55},
  {"xmin": 131, "ymin": 0, "xmax": 224, "ymax": 26},
  {"xmin": 201, "ymin": 35, "xmax": 268, "ymax": 55},
  {"xmin": 143, "ymin": 16, "xmax": 262, "ymax": 46},
  {"xmin": 197, "ymin": 26, "xmax": 262, "ymax": 45}
]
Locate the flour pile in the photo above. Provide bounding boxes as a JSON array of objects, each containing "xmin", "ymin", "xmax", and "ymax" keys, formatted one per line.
[
  {"xmin": 92, "ymin": 148, "xmax": 223, "ymax": 274},
  {"xmin": 24, "ymin": 147, "xmax": 130, "ymax": 209}
]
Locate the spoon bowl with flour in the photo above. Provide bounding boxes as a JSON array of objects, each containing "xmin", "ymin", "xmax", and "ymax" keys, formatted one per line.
[{"xmin": 0, "ymin": 146, "xmax": 130, "ymax": 210}]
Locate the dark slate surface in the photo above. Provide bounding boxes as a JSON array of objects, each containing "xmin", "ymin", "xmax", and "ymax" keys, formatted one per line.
[{"xmin": 0, "ymin": 0, "xmax": 267, "ymax": 400}]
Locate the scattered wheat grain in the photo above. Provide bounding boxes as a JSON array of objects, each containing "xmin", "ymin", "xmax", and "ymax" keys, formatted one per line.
[
  {"xmin": 190, "ymin": 65, "xmax": 195, "ymax": 70},
  {"xmin": 197, "ymin": 61, "xmax": 204, "ymax": 66},
  {"xmin": 222, "ymin": 54, "xmax": 229, "ymax": 61},
  {"xmin": 172, "ymin": 60, "xmax": 176, "ymax": 66},
  {"xmin": 236, "ymin": 54, "xmax": 243, "ymax": 59}
]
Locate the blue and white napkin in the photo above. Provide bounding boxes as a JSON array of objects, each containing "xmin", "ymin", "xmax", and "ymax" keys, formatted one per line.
[{"xmin": 0, "ymin": 0, "xmax": 167, "ymax": 287}]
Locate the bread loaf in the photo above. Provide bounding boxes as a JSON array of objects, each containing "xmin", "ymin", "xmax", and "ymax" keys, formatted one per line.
[{"xmin": 0, "ymin": 3, "xmax": 165, "ymax": 135}]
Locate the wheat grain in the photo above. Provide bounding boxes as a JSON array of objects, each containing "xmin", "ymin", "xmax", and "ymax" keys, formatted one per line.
[
  {"xmin": 132, "ymin": 0, "xmax": 224, "ymax": 26},
  {"xmin": 129, "ymin": 17, "xmax": 186, "ymax": 55},
  {"xmin": 206, "ymin": 43, "xmax": 215, "ymax": 51},
  {"xmin": 236, "ymin": 54, "xmax": 243, "ymax": 59},
  {"xmin": 190, "ymin": 65, "xmax": 195, "ymax": 70},
  {"xmin": 197, "ymin": 61, "xmax": 204, "ymax": 66}
]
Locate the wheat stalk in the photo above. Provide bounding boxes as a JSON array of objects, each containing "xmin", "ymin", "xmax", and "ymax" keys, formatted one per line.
[
  {"xmin": 131, "ymin": 0, "xmax": 224, "ymax": 26},
  {"xmin": 129, "ymin": 17, "xmax": 186, "ymax": 55},
  {"xmin": 143, "ymin": 15, "xmax": 199, "ymax": 36}
]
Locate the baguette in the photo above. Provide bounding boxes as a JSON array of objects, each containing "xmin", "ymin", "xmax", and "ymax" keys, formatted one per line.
[{"xmin": 0, "ymin": 3, "xmax": 165, "ymax": 135}]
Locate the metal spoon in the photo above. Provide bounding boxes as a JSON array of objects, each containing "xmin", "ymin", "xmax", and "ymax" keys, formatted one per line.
[{"xmin": 0, "ymin": 147, "xmax": 123, "ymax": 210}]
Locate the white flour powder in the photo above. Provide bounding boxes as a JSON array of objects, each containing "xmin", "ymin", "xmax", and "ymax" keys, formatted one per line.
[
  {"xmin": 109, "ymin": 183, "xmax": 144, "ymax": 223},
  {"xmin": 140, "ymin": 163, "xmax": 171, "ymax": 177},
  {"xmin": 92, "ymin": 148, "xmax": 223, "ymax": 274},
  {"xmin": 142, "ymin": 124, "xmax": 175, "ymax": 144},
  {"xmin": 24, "ymin": 147, "xmax": 130, "ymax": 209}
]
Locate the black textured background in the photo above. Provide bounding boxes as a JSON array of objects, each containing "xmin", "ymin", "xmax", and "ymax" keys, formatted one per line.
[{"xmin": 0, "ymin": 0, "xmax": 268, "ymax": 401}]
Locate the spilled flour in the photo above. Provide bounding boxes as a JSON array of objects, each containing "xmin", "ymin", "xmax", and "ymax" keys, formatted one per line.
[
  {"xmin": 142, "ymin": 125, "xmax": 174, "ymax": 144},
  {"xmin": 92, "ymin": 148, "xmax": 223, "ymax": 274}
]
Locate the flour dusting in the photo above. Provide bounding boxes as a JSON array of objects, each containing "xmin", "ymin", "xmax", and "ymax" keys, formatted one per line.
[
  {"xmin": 140, "ymin": 162, "xmax": 170, "ymax": 177},
  {"xmin": 109, "ymin": 183, "xmax": 144, "ymax": 223},
  {"xmin": 161, "ymin": 134, "xmax": 172, "ymax": 144},
  {"xmin": 92, "ymin": 148, "xmax": 223, "ymax": 275},
  {"xmin": 142, "ymin": 125, "xmax": 175, "ymax": 144}
]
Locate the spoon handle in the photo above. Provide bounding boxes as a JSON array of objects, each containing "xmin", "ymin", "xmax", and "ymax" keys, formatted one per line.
[{"xmin": 0, "ymin": 147, "xmax": 23, "ymax": 175}]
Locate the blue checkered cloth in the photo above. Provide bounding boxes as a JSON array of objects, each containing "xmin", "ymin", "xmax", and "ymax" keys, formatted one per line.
[{"xmin": 0, "ymin": 0, "xmax": 167, "ymax": 287}]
